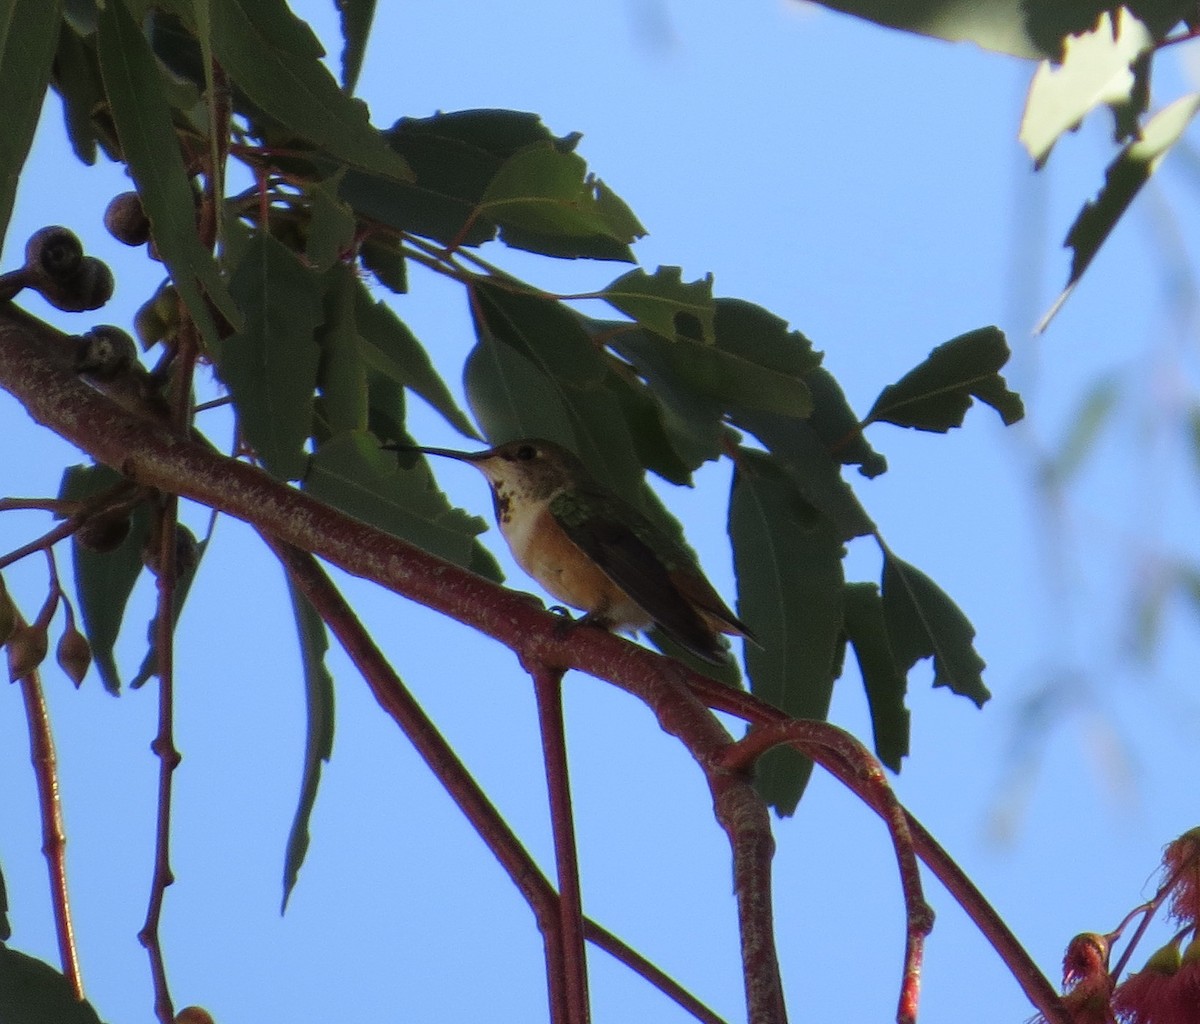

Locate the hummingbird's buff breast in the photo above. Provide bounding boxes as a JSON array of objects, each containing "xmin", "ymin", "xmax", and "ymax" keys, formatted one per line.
[{"xmin": 500, "ymin": 498, "xmax": 652, "ymax": 629}]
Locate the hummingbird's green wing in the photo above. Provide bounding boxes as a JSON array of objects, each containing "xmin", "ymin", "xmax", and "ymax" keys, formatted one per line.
[{"xmin": 548, "ymin": 488, "xmax": 727, "ymax": 662}]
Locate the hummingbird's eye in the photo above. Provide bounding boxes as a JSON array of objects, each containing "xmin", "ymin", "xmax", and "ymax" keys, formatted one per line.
[{"xmin": 515, "ymin": 444, "xmax": 537, "ymax": 461}]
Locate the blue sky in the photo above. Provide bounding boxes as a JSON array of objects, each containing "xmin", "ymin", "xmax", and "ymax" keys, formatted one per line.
[{"xmin": 1, "ymin": 2, "xmax": 1198, "ymax": 1022}]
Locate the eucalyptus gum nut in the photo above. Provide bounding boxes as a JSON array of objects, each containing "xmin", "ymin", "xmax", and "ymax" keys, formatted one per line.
[
  {"xmin": 104, "ymin": 191, "xmax": 151, "ymax": 247},
  {"xmin": 38, "ymin": 257, "xmax": 115, "ymax": 312},
  {"xmin": 75, "ymin": 325, "xmax": 137, "ymax": 379},
  {"xmin": 7, "ymin": 623, "xmax": 48, "ymax": 681},
  {"xmin": 56, "ymin": 627, "xmax": 91, "ymax": 686},
  {"xmin": 25, "ymin": 226, "xmax": 84, "ymax": 282}
]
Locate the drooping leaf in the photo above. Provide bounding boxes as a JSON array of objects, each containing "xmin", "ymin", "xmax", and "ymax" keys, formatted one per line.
[
  {"xmin": 0, "ymin": 0, "xmax": 62, "ymax": 258},
  {"xmin": 315, "ymin": 264, "xmax": 368, "ymax": 436},
  {"xmin": 281, "ymin": 578, "xmax": 335, "ymax": 912},
  {"xmin": 731, "ymin": 452, "xmax": 846, "ymax": 815},
  {"xmin": 0, "ymin": 945, "xmax": 105, "ymax": 1024},
  {"xmin": 880, "ymin": 548, "xmax": 989, "ymax": 706},
  {"xmin": 732, "ymin": 409, "xmax": 876, "ymax": 542},
  {"xmin": 58, "ymin": 464, "xmax": 152, "ymax": 694},
  {"xmin": 340, "ymin": 108, "xmax": 576, "ymax": 247},
  {"xmin": 336, "ymin": 0, "xmax": 375, "ymax": 94},
  {"xmin": 129, "ymin": 525, "xmax": 208, "ymax": 689},
  {"xmin": 353, "ymin": 280, "xmax": 477, "ymax": 439},
  {"xmin": 95, "ymin": 0, "xmax": 237, "ymax": 346},
  {"xmin": 209, "ymin": 0, "xmax": 410, "ymax": 180},
  {"xmin": 1044, "ymin": 92, "xmax": 1200, "ymax": 329},
  {"xmin": 465, "ymin": 335, "xmax": 577, "ymax": 450},
  {"xmin": 306, "ymin": 430, "xmax": 501, "ymax": 579},
  {"xmin": 50, "ymin": 23, "xmax": 110, "ymax": 165},
  {"xmin": 477, "ymin": 143, "xmax": 644, "ymax": 260},
  {"xmin": 218, "ymin": 231, "xmax": 324, "ymax": 480},
  {"xmin": 601, "ymin": 266, "xmax": 716, "ymax": 344},
  {"xmin": 359, "ymin": 235, "xmax": 407, "ymax": 293},
  {"xmin": 805, "ymin": 0, "xmax": 1189, "ymax": 59},
  {"xmin": 603, "ymin": 358, "xmax": 697, "ymax": 484},
  {"xmin": 863, "ymin": 327, "xmax": 1023, "ymax": 432},
  {"xmin": 843, "ymin": 582, "xmax": 909, "ymax": 772},
  {"xmin": 1020, "ymin": 8, "xmax": 1153, "ymax": 168},
  {"xmin": 305, "ymin": 177, "xmax": 357, "ymax": 273}
]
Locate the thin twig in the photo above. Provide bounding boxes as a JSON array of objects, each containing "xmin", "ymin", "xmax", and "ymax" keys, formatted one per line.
[
  {"xmin": 138, "ymin": 496, "xmax": 182, "ymax": 1024},
  {"xmin": 527, "ymin": 659, "xmax": 589, "ymax": 1024},
  {"xmin": 17, "ymin": 636, "xmax": 82, "ymax": 997}
]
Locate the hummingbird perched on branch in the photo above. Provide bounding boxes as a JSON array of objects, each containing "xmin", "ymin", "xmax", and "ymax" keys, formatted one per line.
[{"xmin": 396, "ymin": 438, "xmax": 758, "ymax": 664}]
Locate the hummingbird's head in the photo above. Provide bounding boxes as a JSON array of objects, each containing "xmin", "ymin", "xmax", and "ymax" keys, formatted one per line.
[{"xmin": 413, "ymin": 439, "xmax": 589, "ymax": 502}]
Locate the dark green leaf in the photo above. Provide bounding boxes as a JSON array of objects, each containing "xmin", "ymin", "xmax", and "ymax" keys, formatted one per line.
[
  {"xmin": 359, "ymin": 234, "xmax": 406, "ymax": 293},
  {"xmin": 478, "ymin": 143, "xmax": 644, "ymax": 259},
  {"xmin": 602, "ymin": 266, "xmax": 715, "ymax": 344},
  {"xmin": 281, "ymin": 578, "xmax": 335, "ymax": 912},
  {"xmin": 354, "ymin": 281, "xmax": 476, "ymax": 438},
  {"xmin": 316, "ymin": 265, "xmax": 368, "ymax": 436},
  {"xmin": 880, "ymin": 549, "xmax": 989, "ymax": 706},
  {"xmin": 336, "ymin": 0, "xmax": 375, "ymax": 94},
  {"xmin": 804, "ymin": 366, "xmax": 887, "ymax": 478},
  {"xmin": 0, "ymin": 0, "xmax": 65, "ymax": 259},
  {"xmin": 1019, "ymin": 9, "xmax": 1152, "ymax": 168},
  {"xmin": 1045, "ymin": 92, "xmax": 1200, "ymax": 329},
  {"xmin": 805, "ymin": 0, "xmax": 1190, "ymax": 59},
  {"xmin": 473, "ymin": 282, "xmax": 608, "ymax": 388},
  {"xmin": 51, "ymin": 23, "xmax": 108, "ymax": 165},
  {"xmin": 0, "ymin": 858, "xmax": 8, "ymax": 939},
  {"xmin": 603, "ymin": 359, "xmax": 696, "ymax": 484},
  {"xmin": 209, "ymin": 0, "xmax": 410, "ymax": 180},
  {"xmin": 96, "ymin": 0, "xmax": 237, "ymax": 346},
  {"xmin": 731, "ymin": 452, "xmax": 845, "ymax": 815},
  {"xmin": 843, "ymin": 582, "xmax": 909, "ymax": 772},
  {"xmin": 218, "ymin": 231, "xmax": 324, "ymax": 480},
  {"xmin": 732, "ymin": 410, "xmax": 876, "ymax": 541},
  {"xmin": 339, "ymin": 108, "xmax": 568, "ymax": 246},
  {"xmin": 305, "ymin": 178, "xmax": 357, "ymax": 273},
  {"xmin": 130, "ymin": 526, "xmax": 207, "ymax": 689},
  {"xmin": 59, "ymin": 464, "xmax": 152, "ymax": 694},
  {"xmin": 863, "ymin": 326, "xmax": 1023, "ymax": 432},
  {"xmin": 306, "ymin": 430, "xmax": 501, "ymax": 579},
  {"xmin": 0, "ymin": 945, "xmax": 106, "ymax": 1024}
]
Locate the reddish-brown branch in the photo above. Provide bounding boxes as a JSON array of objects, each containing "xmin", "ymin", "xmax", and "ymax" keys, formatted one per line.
[
  {"xmin": 716, "ymin": 722, "xmax": 932, "ymax": 1024},
  {"xmin": 0, "ymin": 306, "xmax": 1062, "ymax": 1024},
  {"xmin": 526, "ymin": 660, "xmax": 589, "ymax": 1023},
  {"xmin": 137, "ymin": 497, "xmax": 182, "ymax": 1024},
  {"xmin": 17, "ymin": 653, "xmax": 82, "ymax": 997}
]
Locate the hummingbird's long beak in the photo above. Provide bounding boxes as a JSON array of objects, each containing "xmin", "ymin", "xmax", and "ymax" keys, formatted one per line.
[{"xmin": 382, "ymin": 443, "xmax": 484, "ymax": 464}]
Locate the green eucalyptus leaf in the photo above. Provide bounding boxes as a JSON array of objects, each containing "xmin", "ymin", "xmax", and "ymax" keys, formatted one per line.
[
  {"xmin": 602, "ymin": 266, "xmax": 716, "ymax": 344},
  {"xmin": 218, "ymin": 231, "xmax": 324, "ymax": 480},
  {"xmin": 1019, "ymin": 8, "xmax": 1153, "ymax": 168},
  {"xmin": 281, "ymin": 578, "xmax": 335, "ymax": 912},
  {"xmin": 306, "ymin": 178, "xmax": 357, "ymax": 273},
  {"xmin": 51, "ymin": 23, "xmax": 109, "ymax": 165},
  {"xmin": 863, "ymin": 326, "xmax": 1023, "ymax": 432},
  {"xmin": 843, "ymin": 582, "xmax": 909, "ymax": 772},
  {"xmin": 316, "ymin": 265, "xmax": 369, "ymax": 436},
  {"xmin": 731, "ymin": 452, "xmax": 845, "ymax": 815},
  {"xmin": 478, "ymin": 142, "xmax": 644, "ymax": 259},
  {"xmin": 59, "ymin": 464, "xmax": 152, "ymax": 695},
  {"xmin": 130, "ymin": 525, "xmax": 207, "ymax": 689},
  {"xmin": 0, "ymin": 0, "xmax": 62, "ymax": 256},
  {"xmin": 804, "ymin": 366, "xmax": 887, "ymax": 478},
  {"xmin": 306, "ymin": 430, "xmax": 500, "ymax": 579},
  {"xmin": 96, "ymin": 0, "xmax": 237, "ymax": 345},
  {"xmin": 353, "ymin": 281, "xmax": 477, "ymax": 439},
  {"xmin": 209, "ymin": 0, "xmax": 410, "ymax": 180},
  {"xmin": 337, "ymin": 0, "xmax": 375, "ymax": 94},
  {"xmin": 1043, "ymin": 92, "xmax": 1200, "ymax": 330},
  {"xmin": 880, "ymin": 549, "xmax": 989, "ymax": 706}
]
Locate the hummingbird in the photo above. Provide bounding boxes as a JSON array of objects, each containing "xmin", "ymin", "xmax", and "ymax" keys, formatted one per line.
[{"xmin": 395, "ymin": 438, "xmax": 757, "ymax": 663}]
